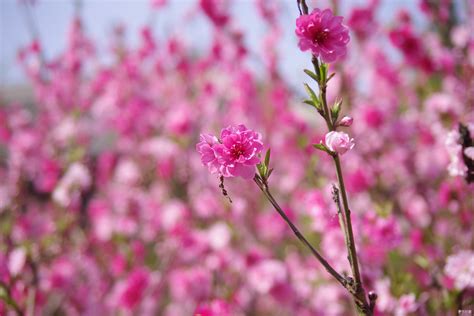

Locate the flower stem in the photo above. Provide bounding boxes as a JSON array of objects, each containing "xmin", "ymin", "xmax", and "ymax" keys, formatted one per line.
[
  {"xmin": 253, "ymin": 175, "xmax": 347, "ymax": 288},
  {"xmin": 0, "ymin": 281, "xmax": 24, "ymax": 316}
]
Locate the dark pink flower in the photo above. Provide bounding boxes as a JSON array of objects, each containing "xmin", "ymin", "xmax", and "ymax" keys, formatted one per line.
[
  {"xmin": 196, "ymin": 124, "xmax": 263, "ymax": 179},
  {"xmin": 118, "ymin": 268, "xmax": 150, "ymax": 309},
  {"xmin": 295, "ymin": 8, "xmax": 350, "ymax": 63}
]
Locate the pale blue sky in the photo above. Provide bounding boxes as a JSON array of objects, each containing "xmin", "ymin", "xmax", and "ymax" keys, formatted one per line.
[{"xmin": 0, "ymin": 0, "xmax": 432, "ymax": 87}]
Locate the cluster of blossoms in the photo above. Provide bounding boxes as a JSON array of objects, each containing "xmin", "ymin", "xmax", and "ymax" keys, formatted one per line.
[
  {"xmin": 196, "ymin": 125, "xmax": 263, "ymax": 179},
  {"xmin": 0, "ymin": 0, "xmax": 473, "ymax": 315}
]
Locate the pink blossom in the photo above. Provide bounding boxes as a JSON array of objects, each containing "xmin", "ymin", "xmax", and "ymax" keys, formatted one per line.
[
  {"xmin": 325, "ymin": 131, "xmax": 355, "ymax": 155},
  {"xmin": 295, "ymin": 8, "xmax": 350, "ymax": 63},
  {"xmin": 347, "ymin": 6, "xmax": 377, "ymax": 40},
  {"xmin": 395, "ymin": 293, "xmax": 417, "ymax": 316},
  {"xmin": 248, "ymin": 259, "xmax": 287, "ymax": 294},
  {"xmin": 194, "ymin": 299, "xmax": 232, "ymax": 316},
  {"xmin": 196, "ymin": 124, "xmax": 263, "ymax": 179},
  {"xmin": 444, "ymin": 250, "xmax": 474, "ymax": 290},
  {"xmin": 464, "ymin": 147, "xmax": 474, "ymax": 160},
  {"xmin": 117, "ymin": 268, "xmax": 150, "ymax": 309},
  {"xmin": 200, "ymin": 0, "xmax": 229, "ymax": 27},
  {"xmin": 196, "ymin": 134, "xmax": 221, "ymax": 175},
  {"xmin": 8, "ymin": 247, "xmax": 26, "ymax": 276}
]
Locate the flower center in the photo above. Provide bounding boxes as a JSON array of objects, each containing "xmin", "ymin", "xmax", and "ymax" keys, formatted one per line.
[
  {"xmin": 230, "ymin": 144, "xmax": 245, "ymax": 159},
  {"xmin": 313, "ymin": 30, "xmax": 329, "ymax": 45}
]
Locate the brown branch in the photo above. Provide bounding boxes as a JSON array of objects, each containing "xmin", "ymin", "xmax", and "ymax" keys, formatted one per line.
[{"xmin": 253, "ymin": 175, "xmax": 347, "ymax": 288}]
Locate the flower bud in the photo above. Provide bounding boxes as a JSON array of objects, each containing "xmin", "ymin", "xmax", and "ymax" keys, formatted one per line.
[{"xmin": 339, "ymin": 116, "xmax": 353, "ymax": 127}]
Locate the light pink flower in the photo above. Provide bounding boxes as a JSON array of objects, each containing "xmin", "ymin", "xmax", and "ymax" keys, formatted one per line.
[
  {"xmin": 295, "ymin": 8, "xmax": 350, "ymax": 63},
  {"xmin": 8, "ymin": 247, "xmax": 26, "ymax": 276},
  {"xmin": 395, "ymin": 293, "xmax": 417, "ymax": 316},
  {"xmin": 444, "ymin": 250, "xmax": 474, "ymax": 290},
  {"xmin": 464, "ymin": 147, "xmax": 474, "ymax": 160},
  {"xmin": 325, "ymin": 131, "xmax": 355, "ymax": 155},
  {"xmin": 197, "ymin": 124, "xmax": 263, "ymax": 179},
  {"xmin": 248, "ymin": 259, "xmax": 287, "ymax": 294}
]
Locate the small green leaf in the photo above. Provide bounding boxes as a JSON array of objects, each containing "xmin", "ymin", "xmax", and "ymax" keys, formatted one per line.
[
  {"xmin": 303, "ymin": 99, "xmax": 315, "ymax": 107},
  {"xmin": 313, "ymin": 142, "xmax": 332, "ymax": 155},
  {"xmin": 304, "ymin": 69, "xmax": 319, "ymax": 82},
  {"xmin": 264, "ymin": 149, "xmax": 271, "ymax": 168},
  {"xmin": 304, "ymin": 83, "xmax": 318, "ymax": 101},
  {"xmin": 331, "ymin": 98, "xmax": 342, "ymax": 121},
  {"xmin": 267, "ymin": 168, "xmax": 274, "ymax": 179},
  {"xmin": 319, "ymin": 63, "xmax": 328, "ymax": 83},
  {"xmin": 256, "ymin": 163, "xmax": 266, "ymax": 178},
  {"xmin": 303, "ymin": 84, "xmax": 322, "ymax": 112}
]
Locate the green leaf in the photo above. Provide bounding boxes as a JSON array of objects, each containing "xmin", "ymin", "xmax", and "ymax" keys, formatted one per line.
[
  {"xmin": 267, "ymin": 168, "xmax": 274, "ymax": 179},
  {"xmin": 303, "ymin": 99, "xmax": 315, "ymax": 107},
  {"xmin": 319, "ymin": 63, "xmax": 328, "ymax": 83},
  {"xmin": 304, "ymin": 69, "xmax": 319, "ymax": 82},
  {"xmin": 331, "ymin": 98, "xmax": 342, "ymax": 121},
  {"xmin": 303, "ymin": 84, "xmax": 321, "ymax": 111},
  {"xmin": 256, "ymin": 163, "xmax": 266, "ymax": 178},
  {"xmin": 264, "ymin": 149, "xmax": 271, "ymax": 168},
  {"xmin": 304, "ymin": 83, "xmax": 318, "ymax": 101},
  {"xmin": 313, "ymin": 143, "xmax": 332, "ymax": 154}
]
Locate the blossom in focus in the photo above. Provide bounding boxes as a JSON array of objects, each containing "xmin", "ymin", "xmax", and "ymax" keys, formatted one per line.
[
  {"xmin": 444, "ymin": 250, "xmax": 474, "ymax": 290},
  {"xmin": 325, "ymin": 131, "xmax": 355, "ymax": 155},
  {"xmin": 295, "ymin": 8, "xmax": 350, "ymax": 63},
  {"xmin": 196, "ymin": 124, "xmax": 263, "ymax": 179}
]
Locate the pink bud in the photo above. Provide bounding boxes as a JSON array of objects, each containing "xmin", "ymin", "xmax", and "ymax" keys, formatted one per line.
[
  {"xmin": 325, "ymin": 131, "xmax": 355, "ymax": 155},
  {"xmin": 339, "ymin": 116, "xmax": 353, "ymax": 127}
]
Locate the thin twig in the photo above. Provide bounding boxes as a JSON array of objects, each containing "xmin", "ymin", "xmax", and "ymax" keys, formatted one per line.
[{"xmin": 253, "ymin": 175, "xmax": 347, "ymax": 287}]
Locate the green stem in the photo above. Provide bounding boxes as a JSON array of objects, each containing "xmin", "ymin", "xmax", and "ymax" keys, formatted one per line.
[{"xmin": 0, "ymin": 281, "xmax": 24, "ymax": 316}]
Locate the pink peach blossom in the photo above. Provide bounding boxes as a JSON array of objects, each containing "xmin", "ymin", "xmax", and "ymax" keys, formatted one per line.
[
  {"xmin": 295, "ymin": 8, "xmax": 350, "ymax": 63},
  {"xmin": 197, "ymin": 124, "xmax": 263, "ymax": 179},
  {"xmin": 325, "ymin": 131, "xmax": 355, "ymax": 155}
]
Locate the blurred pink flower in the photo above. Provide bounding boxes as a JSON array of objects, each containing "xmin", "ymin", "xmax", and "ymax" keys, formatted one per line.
[
  {"xmin": 118, "ymin": 268, "xmax": 150, "ymax": 309},
  {"xmin": 248, "ymin": 259, "xmax": 287, "ymax": 294},
  {"xmin": 347, "ymin": 5, "xmax": 377, "ymax": 40},
  {"xmin": 395, "ymin": 293, "xmax": 417, "ymax": 316},
  {"xmin": 325, "ymin": 131, "xmax": 355, "ymax": 155},
  {"xmin": 444, "ymin": 250, "xmax": 474, "ymax": 290},
  {"xmin": 464, "ymin": 147, "xmax": 474, "ymax": 160},
  {"xmin": 197, "ymin": 124, "xmax": 263, "ymax": 179},
  {"xmin": 200, "ymin": 0, "xmax": 229, "ymax": 27},
  {"xmin": 295, "ymin": 8, "xmax": 350, "ymax": 63},
  {"xmin": 8, "ymin": 247, "xmax": 26, "ymax": 276},
  {"xmin": 194, "ymin": 299, "xmax": 232, "ymax": 316}
]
